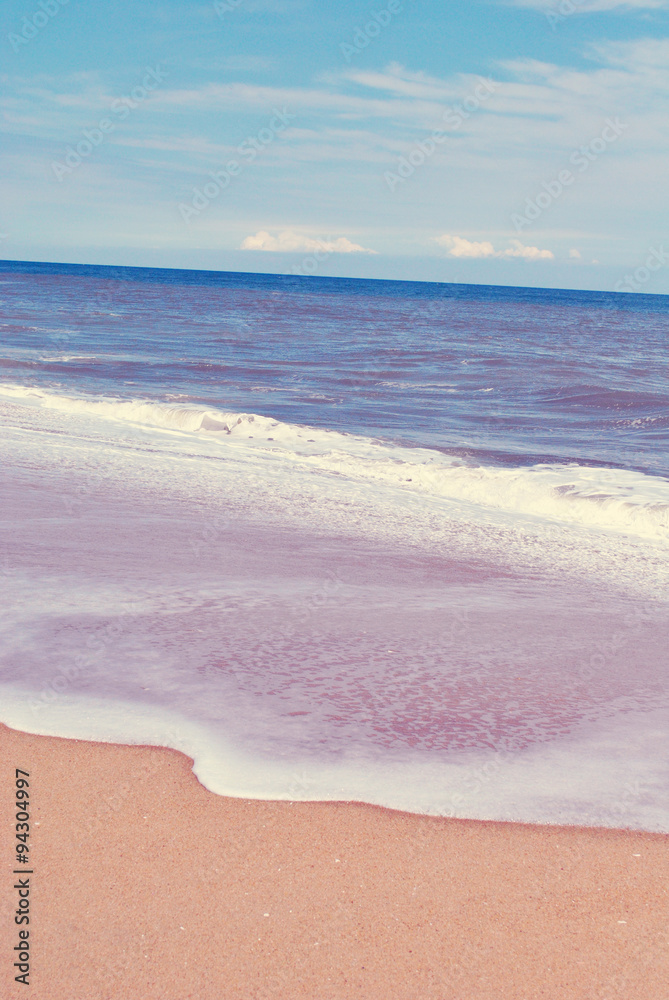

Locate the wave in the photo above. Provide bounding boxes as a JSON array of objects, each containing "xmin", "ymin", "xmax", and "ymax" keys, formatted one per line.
[
  {"xmin": 2, "ymin": 381, "xmax": 668, "ymax": 543},
  {"xmin": 542, "ymin": 385, "xmax": 668, "ymax": 411}
]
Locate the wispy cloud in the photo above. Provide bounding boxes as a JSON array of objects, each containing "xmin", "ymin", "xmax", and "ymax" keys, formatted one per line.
[
  {"xmin": 240, "ymin": 230, "xmax": 377, "ymax": 253},
  {"xmin": 508, "ymin": 0, "xmax": 669, "ymax": 10},
  {"xmin": 333, "ymin": 63, "xmax": 472, "ymax": 101},
  {"xmin": 5, "ymin": 37, "xmax": 669, "ymax": 157},
  {"xmin": 3, "ymin": 21, "xmax": 668, "ymax": 272},
  {"xmin": 589, "ymin": 36, "xmax": 669, "ymax": 69},
  {"xmin": 436, "ymin": 235, "xmax": 555, "ymax": 260}
]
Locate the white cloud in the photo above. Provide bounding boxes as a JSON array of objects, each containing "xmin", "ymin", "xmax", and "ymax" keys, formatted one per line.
[
  {"xmin": 500, "ymin": 239, "xmax": 555, "ymax": 260},
  {"xmin": 436, "ymin": 235, "xmax": 554, "ymax": 260},
  {"xmin": 148, "ymin": 81, "xmax": 438, "ymax": 122},
  {"xmin": 240, "ymin": 230, "xmax": 377, "ymax": 253},
  {"xmin": 569, "ymin": 248, "xmax": 582, "ymax": 258},
  {"xmin": 335, "ymin": 63, "xmax": 470, "ymax": 102},
  {"xmin": 6, "ymin": 38, "xmax": 669, "ymax": 167},
  {"xmin": 589, "ymin": 37, "xmax": 669, "ymax": 70},
  {"xmin": 434, "ymin": 235, "xmax": 498, "ymax": 258}
]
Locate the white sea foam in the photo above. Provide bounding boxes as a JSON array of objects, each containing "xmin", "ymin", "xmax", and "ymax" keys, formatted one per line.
[
  {"xmin": 2, "ymin": 381, "xmax": 668, "ymax": 544},
  {"xmin": 3, "ymin": 686, "xmax": 668, "ymax": 831}
]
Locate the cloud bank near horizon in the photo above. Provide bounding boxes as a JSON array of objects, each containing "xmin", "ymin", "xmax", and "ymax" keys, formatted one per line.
[
  {"xmin": 436, "ymin": 235, "xmax": 555, "ymax": 260},
  {"xmin": 240, "ymin": 231, "xmax": 378, "ymax": 254}
]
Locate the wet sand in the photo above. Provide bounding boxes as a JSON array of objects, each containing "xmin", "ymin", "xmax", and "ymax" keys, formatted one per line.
[{"xmin": 1, "ymin": 722, "xmax": 667, "ymax": 999}]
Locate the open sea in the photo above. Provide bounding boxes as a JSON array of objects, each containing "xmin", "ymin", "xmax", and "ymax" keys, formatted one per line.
[{"xmin": 1, "ymin": 259, "xmax": 668, "ymax": 830}]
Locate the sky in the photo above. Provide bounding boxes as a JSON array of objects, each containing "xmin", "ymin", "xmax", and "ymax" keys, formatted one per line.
[{"xmin": 1, "ymin": 0, "xmax": 669, "ymax": 291}]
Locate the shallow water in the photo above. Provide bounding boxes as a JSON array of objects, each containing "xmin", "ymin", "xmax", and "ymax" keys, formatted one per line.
[{"xmin": 1, "ymin": 260, "xmax": 668, "ymax": 828}]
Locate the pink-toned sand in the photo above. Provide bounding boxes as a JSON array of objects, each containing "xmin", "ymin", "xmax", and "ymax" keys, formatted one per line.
[{"xmin": 1, "ymin": 722, "xmax": 667, "ymax": 999}]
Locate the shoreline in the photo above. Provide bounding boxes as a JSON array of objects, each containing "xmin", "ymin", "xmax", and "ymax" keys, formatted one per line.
[{"xmin": 2, "ymin": 721, "xmax": 668, "ymax": 999}]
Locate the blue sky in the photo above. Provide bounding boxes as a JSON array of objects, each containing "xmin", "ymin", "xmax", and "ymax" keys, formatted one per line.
[{"xmin": 2, "ymin": 0, "xmax": 669, "ymax": 291}]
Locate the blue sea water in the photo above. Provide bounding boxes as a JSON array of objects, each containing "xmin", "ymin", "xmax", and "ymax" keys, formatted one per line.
[{"xmin": 1, "ymin": 260, "xmax": 668, "ymax": 829}]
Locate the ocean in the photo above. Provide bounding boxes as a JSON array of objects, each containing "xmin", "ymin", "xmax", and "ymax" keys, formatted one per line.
[{"xmin": 1, "ymin": 259, "xmax": 668, "ymax": 830}]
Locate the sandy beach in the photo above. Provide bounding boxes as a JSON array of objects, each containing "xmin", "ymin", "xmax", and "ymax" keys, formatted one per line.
[{"xmin": 1, "ymin": 722, "xmax": 667, "ymax": 999}]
